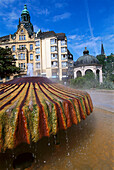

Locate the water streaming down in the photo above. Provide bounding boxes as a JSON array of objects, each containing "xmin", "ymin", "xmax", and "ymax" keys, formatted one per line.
[
  {"xmin": 27, "ymin": 63, "xmax": 34, "ymax": 76},
  {"xmin": 1, "ymin": 77, "xmax": 113, "ymax": 169}
]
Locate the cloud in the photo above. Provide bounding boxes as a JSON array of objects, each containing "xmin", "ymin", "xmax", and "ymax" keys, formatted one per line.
[
  {"xmin": 34, "ymin": 25, "xmax": 49, "ymax": 33},
  {"xmin": 68, "ymin": 35, "xmax": 76, "ymax": 40},
  {"xmin": 55, "ymin": 2, "xmax": 68, "ymax": 8},
  {"xmin": 0, "ymin": 0, "xmax": 15, "ymax": 7},
  {"xmin": 68, "ymin": 34, "xmax": 85, "ymax": 41},
  {"xmin": 84, "ymin": 0, "xmax": 98, "ymax": 55},
  {"xmin": 37, "ymin": 9, "xmax": 50, "ymax": 15},
  {"xmin": 67, "ymin": 32, "xmax": 114, "ymax": 61},
  {"xmin": 0, "ymin": 9, "xmax": 20, "ymax": 30},
  {"xmin": 53, "ymin": 12, "xmax": 71, "ymax": 22}
]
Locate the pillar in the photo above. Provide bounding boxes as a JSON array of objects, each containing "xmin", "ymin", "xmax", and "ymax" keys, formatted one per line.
[
  {"xmin": 99, "ymin": 69, "xmax": 103, "ymax": 83},
  {"xmin": 74, "ymin": 70, "xmax": 77, "ymax": 79}
]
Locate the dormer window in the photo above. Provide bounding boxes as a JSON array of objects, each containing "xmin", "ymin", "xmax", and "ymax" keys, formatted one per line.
[{"xmin": 21, "ymin": 29, "xmax": 24, "ymax": 33}]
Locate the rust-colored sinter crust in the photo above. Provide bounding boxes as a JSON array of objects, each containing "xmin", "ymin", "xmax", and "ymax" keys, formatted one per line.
[{"xmin": 0, "ymin": 77, "xmax": 93, "ymax": 152}]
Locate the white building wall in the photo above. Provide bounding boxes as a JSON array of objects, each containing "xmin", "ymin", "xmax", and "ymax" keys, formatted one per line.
[
  {"xmin": 41, "ymin": 39, "xmax": 46, "ymax": 73},
  {"xmin": 45, "ymin": 38, "xmax": 51, "ymax": 78},
  {"xmin": 58, "ymin": 40, "xmax": 62, "ymax": 81}
]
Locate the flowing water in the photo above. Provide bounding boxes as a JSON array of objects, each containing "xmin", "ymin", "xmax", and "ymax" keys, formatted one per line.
[{"xmin": 0, "ymin": 107, "xmax": 113, "ymax": 170}]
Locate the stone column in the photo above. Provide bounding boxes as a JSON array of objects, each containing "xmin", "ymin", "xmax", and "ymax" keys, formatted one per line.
[
  {"xmin": 82, "ymin": 66, "xmax": 85, "ymax": 76},
  {"xmin": 93, "ymin": 69, "xmax": 96, "ymax": 79},
  {"xmin": 74, "ymin": 70, "xmax": 77, "ymax": 79},
  {"xmin": 99, "ymin": 69, "xmax": 103, "ymax": 83}
]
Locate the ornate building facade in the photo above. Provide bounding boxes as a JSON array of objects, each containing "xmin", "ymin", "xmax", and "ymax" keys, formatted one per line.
[{"xmin": 0, "ymin": 5, "xmax": 74, "ymax": 82}]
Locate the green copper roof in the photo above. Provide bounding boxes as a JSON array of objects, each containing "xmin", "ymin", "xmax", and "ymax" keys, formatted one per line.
[{"xmin": 21, "ymin": 4, "xmax": 29, "ymax": 15}]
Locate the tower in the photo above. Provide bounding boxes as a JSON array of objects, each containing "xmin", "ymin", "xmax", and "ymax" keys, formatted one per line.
[
  {"xmin": 17, "ymin": 5, "xmax": 34, "ymax": 36},
  {"xmin": 101, "ymin": 43, "xmax": 105, "ymax": 55}
]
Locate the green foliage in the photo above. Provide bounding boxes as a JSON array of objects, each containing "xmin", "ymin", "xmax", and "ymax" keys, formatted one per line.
[
  {"xmin": 96, "ymin": 53, "xmax": 114, "ymax": 82},
  {"xmin": 70, "ymin": 72, "xmax": 99, "ymax": 89},
  {"xmin": 70, "ymin": 72, "xmax": 114, "ymax": 90},
  {"xmin": 98, "ymin": 80, "xmax": 114, "ymax": 89},
  {"xmin": 0, "ymin": 47, "xmax": 21, "ymax": 78},
  {"xmin": 96, "ymin": 54, "xmax": 106, "ymax": 73}
]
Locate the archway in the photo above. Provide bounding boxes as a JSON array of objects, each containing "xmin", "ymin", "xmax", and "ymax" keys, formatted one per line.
[
  {"xmin": 77, "ymin": 71, "xmax": 82, "ymax": 77},
  {"xmin": 96, "ymin": 69, "xmax": 100, "ymax": 81},
  {"xmin": 85, "ymin": 69, "xmax": 93, "ymax": 75}
]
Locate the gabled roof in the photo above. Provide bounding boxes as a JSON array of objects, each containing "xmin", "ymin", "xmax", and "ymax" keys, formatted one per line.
[
  {"xmin": 0, "ymin": 35, "xmax": 10, "ymax": 42},
  {"xmin": 35, "ymin": 31, "xmax": 66, "ymax": 40},
  {"xmin": 56, "ymin": 33, "xmax": 66, "ymax": 40},
  {"xmin": 36, "ymin": 31, "xmax": 56, "ymax": 39}
]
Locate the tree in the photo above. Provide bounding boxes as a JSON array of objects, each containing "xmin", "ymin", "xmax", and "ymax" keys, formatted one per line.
[
  {"xmin": 96, "ymin": 54, "xmax": 106, "ymax": 73},
  {"xmin": 0, "ymin": 47, "xmax": 21, "ymax": 78},
  {"xmin": 96, "ymin": 53, "xmax": 114, "ymax": 82}
]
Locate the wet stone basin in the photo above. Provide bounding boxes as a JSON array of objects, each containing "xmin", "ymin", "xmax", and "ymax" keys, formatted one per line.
[{"xmin": 0, "ymin": 107, "xmax": 113, "ymax": 170}]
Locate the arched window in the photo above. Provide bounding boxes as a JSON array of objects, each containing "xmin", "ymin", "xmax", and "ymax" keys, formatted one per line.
[
  {"xmin": 96, "ymin": 69, "xmax": 100, "ymax": 81},
  {"xmin": 77, "ymin": 71, "xmax": 82, "ymax": 77},
  {"xmin": 85, "ymin": 69, "xmax": 93, "ymax": 75}
]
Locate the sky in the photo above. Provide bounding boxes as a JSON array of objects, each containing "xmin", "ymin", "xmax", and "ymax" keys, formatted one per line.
[{"xmin": 0, "ymin": 0, "xmax": 114, "ymax": 61}]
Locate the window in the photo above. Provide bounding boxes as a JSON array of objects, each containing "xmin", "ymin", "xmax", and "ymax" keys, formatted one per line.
[
  {"xmin": 36, "ymin": 48, "xmax": 40, "ymax": 54},
  {"xmin": 61, "ymin": 54, "xmax": 67, "ymax": 60},
  {"xmin": 52, "ymin": 70, "xmax": 58, "ymax": 78},
  {"xmin": 50, "ymin": 39, "xmax": 57, "ymax": 45},
  {"xmin": 24, "ymin": 35, "xmax": 26, "ymax": 40},
  {"xmin": 13, "ymin": 55, "xmax": 16, "ymax": 59},
  {"xmin": 36, "ymin": 55, "xmax": 40, "ymax": 61},
  {"xmin": 51, "ymin": 61, "xmax": 58, "ymax": 67},
  {"xmin": 5, "ymin": 46, "xmax": 9, "ymax": 49},
  {"xmin": 19, "ymin": 63, "xmax": 25, "ymax": 69},
  {"xmin": 36, "ymin": 41, "xmax": 40, "ymax": 46},
  {"xmin": 18, "ymin": 53, "xmax": 25, "ymax": 60},
  {"xmin": 19, "ymin": 35, "xmax": 21, "ymax": 40},
  {"xmin": 51, "ymin": 54, "xmax": 57, "ymax": 59},
  {"xmin": 21, "ymin": 63, "xmax": 23, "ymax": 68},
  {"xmin": 62, "ymin": 70, "xmax": 67, "ymax": 77},
  {"xmin": 12, "ymin": 45, "xmax": 15, "ymax": 51},
  {"xmin": 19, "ymin": 45, "xmax": 26, "ymax": 49},
  {"xmin": 30, "ymin": 44, "xmax": 33, "ymax": 50},
  {"xmin": 51, "ymin": 46, "xmax": 57, "ymax": 52},
  {"xmin": 23, "ymin": 53, "xmax": 25, "ymax": 60},
  {"xmin": 30, "ymin": 54, "xmax": 33, "ymax": 60},
  {"xmin": 61, "ymin": 40, "xmax": 67, "ymax": 46},
  {"xmin": 21, "ymin": 53, "xmax": 23, "ymax": 60},
  {"xmin": 24, "ymin": 63, "xmax": 25, "ymax": 69},
  {"xmin": 18, "ymin": 54, "xmax": 20, "ymax": 60},
  {"xmin": 19, "ymin": 35, "xmax": 26, "ymax": 40},
  {"xmin": 21, "ymin": 29, "xmax": 23, "ymax": 33},
  {"xmin": 61, "ymin": 47, "xmax": 67, "ymax": 53},
  {"xmin": 36, "ymin": 63, "xmax": 40, "ymax": 69},
  {"xmin": 62, "ymin": 62, "xmax": 68, "ymax": 67}
]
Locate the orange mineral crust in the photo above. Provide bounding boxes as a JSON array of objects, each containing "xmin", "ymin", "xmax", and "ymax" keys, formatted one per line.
[{"xmin": 0, "ymin": 77, "xmax": 93, "ymax": 152}]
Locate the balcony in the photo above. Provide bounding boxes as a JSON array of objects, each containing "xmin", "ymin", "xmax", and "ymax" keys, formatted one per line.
[
  {"xmin": 61, "ymin": 40, "xmax": 67, "ymax": 46},
  {"xmin": 50, "ymin": 39, "xmax": 57, "ymax": 46},
  {"xmin": 51, "ymin": 57, "xmax": 57, "ymax": 61},
  {"xmin": 61, "ymin": 58, "xmax": 67, "ymax": 60},
  {"xmin": 17, "ymin": 47, "xmax": 26, "ymax": 52},
  {"xmin": 51, "ymin": 63, "xmax": 58, "ymax": 68},
  {"xmin": 51, "ymin": 75, "xmax": 58, "ymax": 78},
  {"xmin": 62, "ymin": 62, "xmax": 68, "ymax": 68}
]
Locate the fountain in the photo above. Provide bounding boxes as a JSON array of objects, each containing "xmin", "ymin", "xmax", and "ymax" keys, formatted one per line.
[
  {"xmin": 27, "ymin": 63, "xmax": 34, "ymax": 76},
  {"xmin": 0, "ymin": 76, "xmax": 93, "ymax": 168}
]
